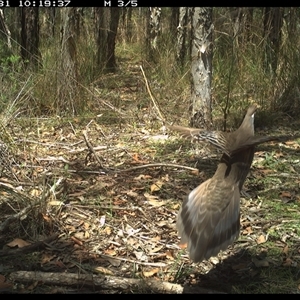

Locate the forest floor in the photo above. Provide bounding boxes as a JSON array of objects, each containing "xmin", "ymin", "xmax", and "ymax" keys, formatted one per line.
[{"xmin": 0, "ymin": 62, "xmax": 300, "ymax": 294}]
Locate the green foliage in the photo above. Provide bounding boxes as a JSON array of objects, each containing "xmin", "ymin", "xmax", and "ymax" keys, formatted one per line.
[
  {"xmin": 1, "ymin": 54, "xmax": 22, "ymax": 72},
  {"xmin": 0, "ymin": 8, "xmax": 300, "ymax": 121},
  {"xmin": 212, "ymin": 7, "xmax": 300, "ymax": 124},
  {"xmin": 0, "ymin": 54, "xmax": 22, "ymax": 106}
]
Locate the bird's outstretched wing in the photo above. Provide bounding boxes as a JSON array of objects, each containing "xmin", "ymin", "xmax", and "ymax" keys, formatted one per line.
[{"xmin": 177, "ymin": 176, "xmax": 241, "ymax": 263}]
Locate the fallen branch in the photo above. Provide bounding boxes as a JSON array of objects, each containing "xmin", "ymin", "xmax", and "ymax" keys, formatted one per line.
[
  {"xmin": 9, "ymin": 271, "xmax": 182, "ymax": 293},
  {"xmin": 116, "ymin": 163, "xmax": 198, "ymax": 173},
  {"xmin": 140, "ymin": 65, "xmax": 165, "ymax": 123},
  {"xmin": 0, "ymin": 178, "xmax": 62, "ymax": 234},
  {"xmin": 35, "ymin": 155, "xmax": 76, "ymax": 165},
  {"xmin": 0, "ymin": 182, "xmax": 37, "ymax": 233},
  {"xmin": 93, "ymin": 87, "xmax": 127, "ymax": 116},
  {"xmin": 9, "ymin": 271, "xmax": 226, "ymax": 294},
  {"xmin": 17, "ymin": 139, "xmax": 84, "ymax": 149},
  {"xmin": 82, "ymin": 130, "xmax": 104, "ymax": 168},
  {"xmin": 0, "ymin": 203, "xmax": 33, "ymax": 234}
]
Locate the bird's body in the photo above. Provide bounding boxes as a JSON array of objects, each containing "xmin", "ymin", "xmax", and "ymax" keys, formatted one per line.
[
  {"xmin": 175, "ymin": 105, "xmax": 261, "ymax": 262},
  {"xmin": 177, "ymin": 149, "xmax": 254, "ymax": 262},
  {"xmin": 172, "ymin": 105, "xmax": 293, "ymax": 262}
]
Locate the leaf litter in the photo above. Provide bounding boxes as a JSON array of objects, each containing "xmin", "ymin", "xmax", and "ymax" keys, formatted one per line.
[{"xmin": 0, "ymin": 109, "xmax": 300, "ymax": 293}]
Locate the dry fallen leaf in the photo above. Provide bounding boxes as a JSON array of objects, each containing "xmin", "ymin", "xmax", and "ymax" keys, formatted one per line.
[
  {"xmin": 42, "ymin": 213, "xmax": 52, "ymax": 223},
  {"xmin": 134, "ymin": 174, "xmax": 152, "ymax": 181},
  {"xmin": 144, "ymin": 193, "xmax": 158, "ymax": 200},
  {"xmin": 104, "ymin": 226, "xmax": 112, "ymax": 235},
  {"xmin": 126, "ymin": 190, "xmax": 138, "ymax": 198},
  {"xmin": 280, "ymin": 191, "xmax": 292, "ymax": 198},
  {"xmin": 107, "ymin": 257, "xmax": 121, "ymax": 267},
  {"xmin": 150, "ymin": 180, "xmax": 163, "ymax": 193},
  {"xmin": 41, "ymin": 253, "xmax": 56, "ymax": 264},
  {"xmin": 133, "ymin": 251, "xmax": 148, "ymax": 261},
  {"xmin": 142, "ymin": 268, "xmax": 159, "ymax": 277},
  {"xmin": 148, "ymin": 199, "xmax": 169, "ymax": 207},
  {"xmin": 131, "ymin": 153, "xmax": 148, "ymax": 163},
  {"xmin": 149, "ymin": 245, "xmax": 163, "ymax": 254},
  {"xmin": 191, "ymin": 169, "xmax": 199, "ymax": 176},
  {"xmin": 105, "ymin": 249, "xmax": 117, "ymax": 256},
  {"xmin": 151, "ymin": 236, "xmax": 161, "ymax": 242},
  {"xmin": 7, "ymin": 238, "xmax": 31, "ymax": 248},
  {"xmin": 125, "ymin": 224, "xmax": 141, "ymax": 236},
  {"xmin": 48, "ymin": 200, "xmax": 64, "ymax": 206},
  {"xmin": 242, "ymin": 226, "xmax": 253, "ymax": 235},
  {"xmin": 260, "ymin": 169, "xmax": 275, "ymax": 175},
  {"xmin": 144, "ymin": 193, "xmax": 169, "ymax": 207},
  {"xmin": 284, "ymin": 140, "xmax": 299, "ymax": 147},
  {"xmin": 179, "ymin": 242, "xmax": 187, "ymax": 249},
  {"xmin": 257, "ymin": 234, "xmax": 267, "ymax": 244},
  {"xmin": 94, "ymin": 266, "xmax": 114, "ymax": 275},
  {"xmin": 171, "ymin": 203, "xmax": 180, "ymax": 209},
  {"xmin": 283, "ymin": 244, "xmax": 289, "ymax": 255},
  {"xmin": 30, "ymin": 188, "xmax": 41, "ymax": 197},
  {"xmin": 165, "ymin": 250, "xmax": 174, "ymax": 260}
]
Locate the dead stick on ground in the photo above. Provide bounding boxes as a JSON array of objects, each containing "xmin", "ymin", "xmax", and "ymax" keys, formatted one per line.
[
  {"xmin": 115, "ymin": 163, "xmax": 198, "ymax": 173},
  {"xmin": 9, "ymin": 271, "xmax": 226, "ymax": 293},
  {"xmin": 0, "ymin": 204, "xmax": 33, "ymax": 233},
  {"xmin": 80, "ymin": 83, "xmax": 126, "ymax": 116},
  {"xmin": 10, "ymin": 271, "xmax": 182, "ymax": 293},
  {"xmin": 140, "ymin": 65, "xmax": 166, "ymax": 123},
  {"xmin": 0, "ymin": 178, "xmax": 62, "ymax": 234},
  {"xmin": 82, "ymin": 129, "xmax": 104, "ymax": 168},
  {"xmin": 0, "ymin": 182, "xmax": 38, "ymax": 233}
]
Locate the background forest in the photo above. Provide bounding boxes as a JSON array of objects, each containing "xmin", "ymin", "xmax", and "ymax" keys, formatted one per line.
[
  {"xmin": 0, "ymin": 7, "xmax": 299, "ymax": 294},
  {"xmin": 0, "ymin": 7, "xmax": 299, "ymax": 123}
]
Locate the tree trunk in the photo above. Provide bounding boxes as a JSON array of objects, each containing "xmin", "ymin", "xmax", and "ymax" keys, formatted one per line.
[
  {"xmin": 20, "ymin": 8, "xmax": 40, "ymax": 69},
  {"xmin": 169, "ymin": 7, "xmax": 179, "ymax": 42},
  {"xmin": 0, "ymin": 9, "xmax": 12, "ymax": 51},
  {"xmin": 105, "ymin": 7, "xmax": 120, "ymax": 72},
  {"xmin": 244, "ymin": 7, "xmax": 254, "ymax": 42},
  {"xmin": 229, "ymin": 7, "xmax": 244, "ymax": 45},
  {"xmin": 96, "ymin": 8, "xmax": 119, "ymax": 73},
  {"xmin": 189, "ymin": 7, "xmax": 213, "ymax": 129},
  {"xmin": 286, "ymin": 7, "xmax": 297, "ymax": 41},
  {"xmin": 74, "ymin": 8, "xmax": 84, "ymax": 38},
  {"xmin": 46, "ymin": 8, "xmax": 56, "ymax": 37},
  {"xmin": 57, "ymin": 7, "xmax": 79, "ymax": 115},
  {"xmin": 121, "ymin": 8, "xmax": 133, "ymax": 42},
  {"xmin": 146, "ymin": 7, "xmax": 161, "ymax": 62},
  {"xmin": 177, "ymin": 7, "xmax": 190, "ymax": 67},
  {"xmin": 263, "ymin": 7, "xmax": 284, "ymax": 75}
]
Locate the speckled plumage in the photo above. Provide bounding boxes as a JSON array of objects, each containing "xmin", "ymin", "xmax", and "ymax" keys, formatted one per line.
[{"xmin": 176, "ymin": 105, "xmax": 278, "ymax": 262}]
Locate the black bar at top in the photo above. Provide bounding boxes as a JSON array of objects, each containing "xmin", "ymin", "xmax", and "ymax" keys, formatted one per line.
[{"xmin": 0, "ymin": 1, "xmax": 188, "ymax": 7}]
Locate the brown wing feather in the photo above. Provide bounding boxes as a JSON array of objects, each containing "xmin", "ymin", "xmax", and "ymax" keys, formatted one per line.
[{"xmin": 177, "ymin": 176, "xmax": 241, "ymax": 262}]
